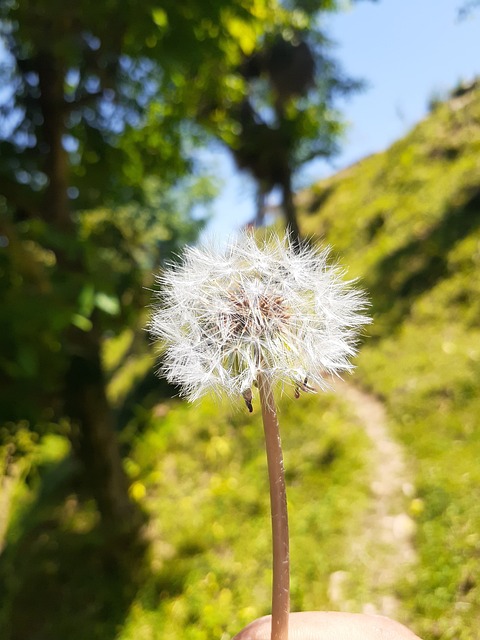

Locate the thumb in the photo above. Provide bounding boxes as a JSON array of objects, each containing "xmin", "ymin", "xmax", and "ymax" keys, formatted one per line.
[{"xmin": 232, "ymin": 611, "xmax": 422, "ymax": 640}]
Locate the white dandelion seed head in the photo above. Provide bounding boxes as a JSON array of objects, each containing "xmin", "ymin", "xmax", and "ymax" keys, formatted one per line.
[{"xmin": 149, "ymin": 232, "xmax": 370, "ymax": 404}]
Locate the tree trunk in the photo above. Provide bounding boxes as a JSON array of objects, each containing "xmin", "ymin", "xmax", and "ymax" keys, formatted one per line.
[
  {"xmin": 66, "ymin": 325, "xmax": 141, "ymax": 532},
  {"xmin": 37, "ymin": 52, "xmax": 70, "ymax": 229},
  {"xmin": 280, "ymin": 171, "xmax": 301, "ymax": 252},
  {"xmin": 37, "ymin": 52, "xmax": 140, "ymax": 534}
]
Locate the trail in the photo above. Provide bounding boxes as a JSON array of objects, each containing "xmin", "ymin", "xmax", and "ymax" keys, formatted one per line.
[{"xmin": 328, "ymin": 379, "xmax": 417, "ymax": 619}]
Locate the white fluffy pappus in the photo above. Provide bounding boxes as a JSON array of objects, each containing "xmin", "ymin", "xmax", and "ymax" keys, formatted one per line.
[{"xmin": 149, "ymin": 232, "xmax": 370, "ymax": 408}]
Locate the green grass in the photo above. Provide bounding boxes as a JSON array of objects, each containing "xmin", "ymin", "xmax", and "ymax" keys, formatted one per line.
[
  {"xmin": 127, "ymin": 393, "xmax": 374, "ymax": 640},
  {"xmin": 0, "ymin": 389, "xmax": 376, "ymax": 640}
]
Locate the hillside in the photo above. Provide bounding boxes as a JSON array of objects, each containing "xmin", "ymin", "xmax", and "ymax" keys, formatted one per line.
[{"xmin": 300, "ymin": 82, "xmax": 480, "ymax": 639}]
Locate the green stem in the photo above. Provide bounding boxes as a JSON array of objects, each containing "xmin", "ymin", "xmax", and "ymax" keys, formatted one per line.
[{"xmin": 258, "ymin": 373, "xmax": 290, "ymax": 640}]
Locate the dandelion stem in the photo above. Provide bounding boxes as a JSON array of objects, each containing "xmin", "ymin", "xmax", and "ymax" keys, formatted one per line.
[{"xmin": 258, "ymin": 372, "xmax": 290, "ymax": 640}]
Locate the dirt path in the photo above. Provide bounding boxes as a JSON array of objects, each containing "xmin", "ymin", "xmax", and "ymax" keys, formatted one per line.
[{"xmin": 328, "ymin": 379, "xmax": 417, "ymax": 618}]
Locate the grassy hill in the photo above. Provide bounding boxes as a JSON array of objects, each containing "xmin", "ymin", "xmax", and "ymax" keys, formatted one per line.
[
  {"xmin": 300, "ymin": 81, "xmax": 480, "ymax": 639},
  {"xmin": 2, "ymin": 85, "xmax": 480, "ymax": 640}
]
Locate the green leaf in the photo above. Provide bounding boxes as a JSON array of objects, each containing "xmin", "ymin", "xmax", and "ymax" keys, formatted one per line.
[
  {"xmin": 95, "ymin": 292, "xmax": 120, "ymax": 316},
  {"xmin": 71, "ymin": 314, "xmax": 93, "ymax": 332},
  {"xmin": 152, "ymin": 8, "xmax": 168, "ymax": 27},
  {"xmin": 78, "ymin": 284, "xmax": 95, "ymax": 317}
]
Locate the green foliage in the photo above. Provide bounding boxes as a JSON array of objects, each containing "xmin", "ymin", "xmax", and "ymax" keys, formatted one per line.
[
  {"xmin": 302, "ymin": 84, "xmax": 480, "ymax": 639},
  {"xmin": 196, "ymin": 10, "xmax": 361, "ymax": 233},
  {"xmin": 0, "ymin": 0, "xmax": 358, "ymax": 435},
  {"xmin": 0, "ymin": 178, "xmax": 207, "ymax": 427},
  {"xmin": 0, "ymin": 0, "xmax": 345, "ymax": 208}
]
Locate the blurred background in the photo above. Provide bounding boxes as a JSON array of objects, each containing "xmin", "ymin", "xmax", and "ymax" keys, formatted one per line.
[{"xmin": 1, "ymin": 1, "xmax": 480, "ymax": 639}]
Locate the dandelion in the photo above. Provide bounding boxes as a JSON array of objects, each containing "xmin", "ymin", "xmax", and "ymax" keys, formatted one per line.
[
  {"xmin": 150, "ymin": 232, "xmax": 369, "ymax": 409},
  {"xmin": 149, "ymin": 232, "xmax": 370, "ymax": 640}
]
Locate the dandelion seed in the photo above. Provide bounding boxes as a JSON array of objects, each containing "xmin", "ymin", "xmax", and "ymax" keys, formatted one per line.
[{"xmin": 149, "ymin": 232, "xmax": 370, "ymax": 407}]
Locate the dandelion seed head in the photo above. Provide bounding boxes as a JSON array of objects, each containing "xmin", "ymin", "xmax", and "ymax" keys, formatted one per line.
[{"xmin": 149, "ymin": 232, "xmax": 370, "ymax": 405}]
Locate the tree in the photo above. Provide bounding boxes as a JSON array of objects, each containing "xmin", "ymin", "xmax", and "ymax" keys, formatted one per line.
[
  {"xmin": 196, "ymin": 2, "xmax": 368, "ymax": 246},
  {"xmin": 235, "ymin": 32, "xmax": 357, "ymax": 246},
  {"xmin": 0, "ymin": 0, "xmax": 234, "ymax": 534},
  {"xmin": 0, "ymin": 0, "xmax": 370, "ymax": 535}
]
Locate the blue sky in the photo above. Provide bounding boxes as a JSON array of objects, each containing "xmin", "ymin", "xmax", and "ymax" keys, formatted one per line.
[{"xmin": 205, "ymin": 0, "xmax": 480, "ymax": 238}]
